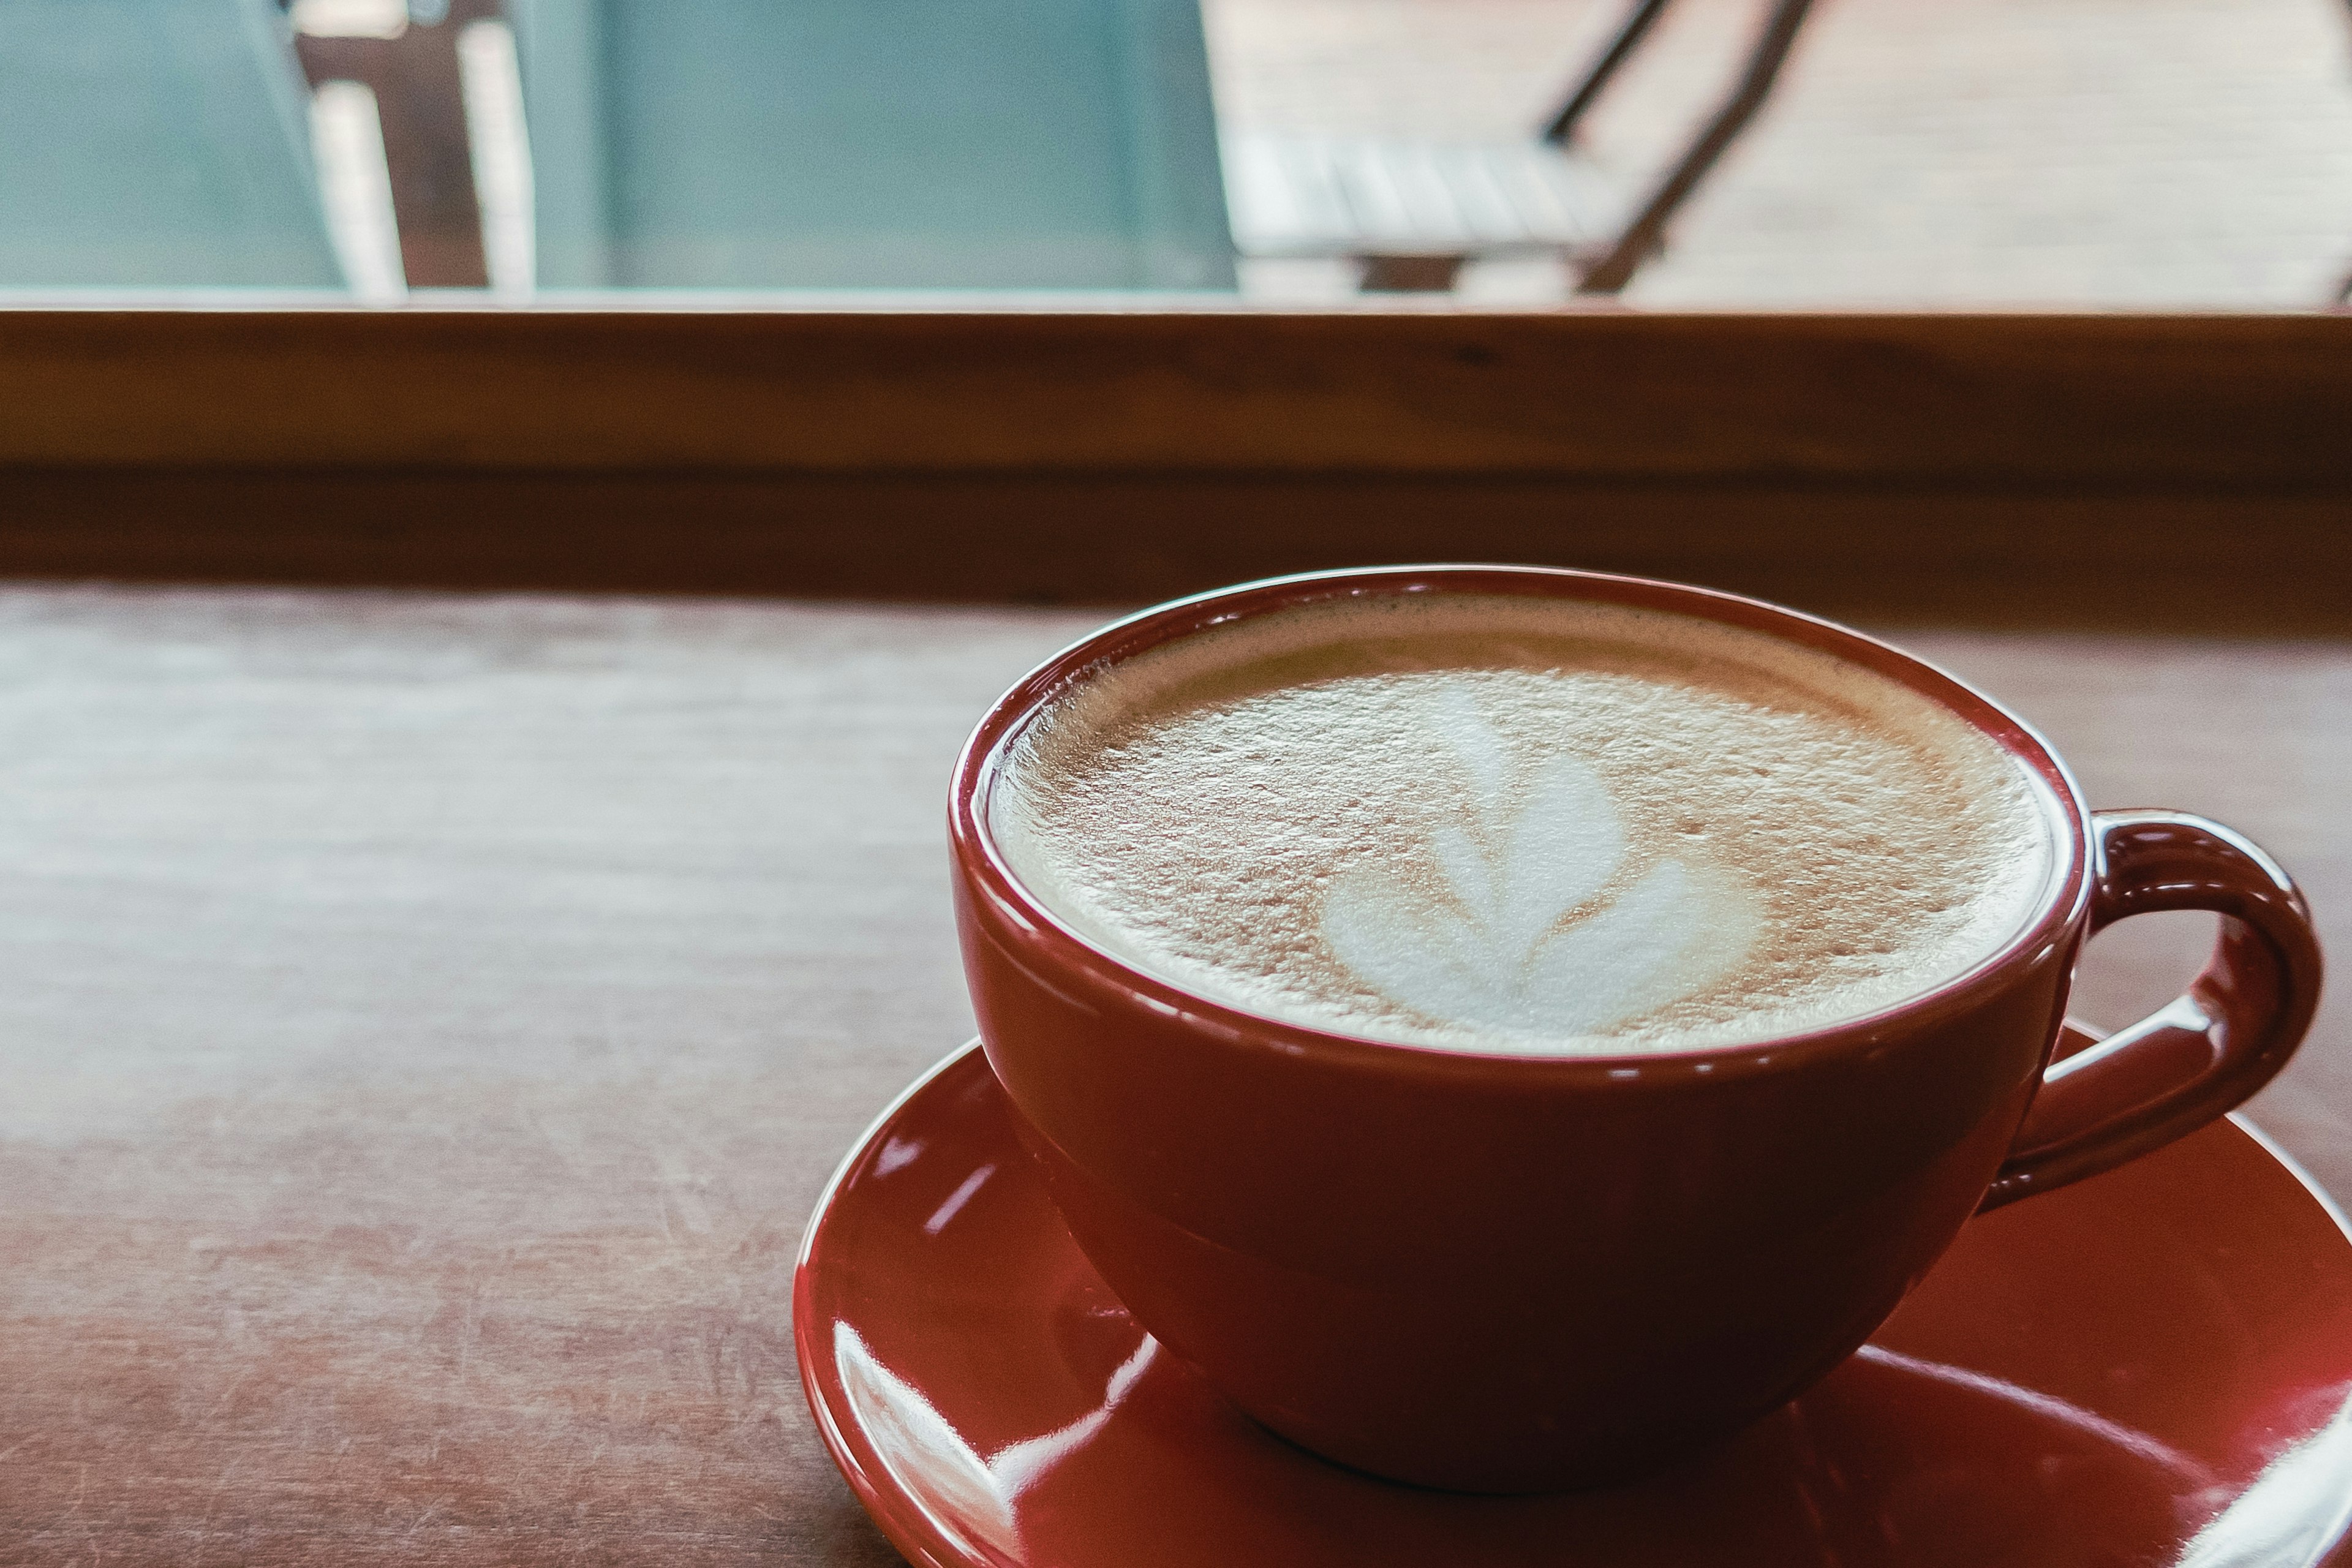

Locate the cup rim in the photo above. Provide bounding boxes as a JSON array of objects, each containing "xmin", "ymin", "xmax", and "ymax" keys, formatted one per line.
[{"xmin": 950, "ymin": 564, "xmax": 2094, "ymax": 1085}]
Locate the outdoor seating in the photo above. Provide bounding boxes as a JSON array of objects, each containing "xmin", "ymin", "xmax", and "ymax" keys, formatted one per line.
[{"xmin": 1224, "ymin": 0, "xmax": 1815, "ymax": 292}]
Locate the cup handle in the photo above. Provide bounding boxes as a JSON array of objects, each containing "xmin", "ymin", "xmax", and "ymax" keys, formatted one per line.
[{"xmin": 1978, "ymin": 811, "xmax": 2323, "ymax": 1212}]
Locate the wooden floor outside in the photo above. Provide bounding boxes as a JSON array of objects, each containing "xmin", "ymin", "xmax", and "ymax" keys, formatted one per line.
[{"xmin": 1211, "ymin": 0, "xmax": 2352, "ymax": 306}]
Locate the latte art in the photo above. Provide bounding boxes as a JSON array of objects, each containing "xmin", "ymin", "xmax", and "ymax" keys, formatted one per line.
[
  {"xmin": 1319, "ymin": 713, "xmax": 1761, "ymax": 1039},
  {"xmin": 989, "ymin": 594, "xmax": 2056, "ymax": 1054}
]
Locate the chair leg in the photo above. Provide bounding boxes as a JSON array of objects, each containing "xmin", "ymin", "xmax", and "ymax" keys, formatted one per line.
[
  {"xmin": 1541, "ymin": 0, "xmax": 1674, "ymax": 146},
  {"xmin": 1359, "ymin": 255, "xmax": 1467, "ymax": 292},
  {"xmin": 1575, "ymin": 0, "xmax": 1815, "ymax": 295}
]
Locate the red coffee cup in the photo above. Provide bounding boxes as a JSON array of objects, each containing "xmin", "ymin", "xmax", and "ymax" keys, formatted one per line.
[{"xmin": 948, "ymin": 566, "xmax": 2322, "ymax": 1492}]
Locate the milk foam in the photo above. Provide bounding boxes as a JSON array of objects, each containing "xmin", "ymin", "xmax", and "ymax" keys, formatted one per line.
[{"xmin": 989, "ymin": 593, "xmax": 2057, "ymax": 1055}]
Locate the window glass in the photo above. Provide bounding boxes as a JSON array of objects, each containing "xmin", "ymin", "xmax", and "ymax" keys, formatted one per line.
[{"xmin": 2, "ymin": 0, "xmax": 2346, "ymax": 306}]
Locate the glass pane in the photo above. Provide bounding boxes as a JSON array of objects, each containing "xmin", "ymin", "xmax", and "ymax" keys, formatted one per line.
[
  {"xmin": 1207, "ymin": 0, "xmax": 2352, "ymax": 308},
  {"xmin": 2, "ymin": 0, "xmax": 2346, "ymax": 305},
  {"xmin": 0, "ymin": 0, "xmax": 345, "ymax": 292}
]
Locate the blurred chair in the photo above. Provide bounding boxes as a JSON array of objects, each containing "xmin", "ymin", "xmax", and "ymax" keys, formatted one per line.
[
  {"xmin": 506, "ymin": 0, "xmax": 1237, "ymax": 291},
  {"xmin": 0, "ymin": 0, "xmax": 345, "ymax": 288},
  {"xmin": 1224, "ymin": 0, "xmax": 1814, "ymax": 293}
]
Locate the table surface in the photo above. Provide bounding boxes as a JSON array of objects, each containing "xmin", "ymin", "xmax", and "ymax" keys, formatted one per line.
[{"xmin": 3, "ymin": 586, "xmax": 2345, "ymax": 1566}]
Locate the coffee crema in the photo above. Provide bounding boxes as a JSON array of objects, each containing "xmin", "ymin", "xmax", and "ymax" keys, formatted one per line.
[{"xmin": 987, "ymin": 592, "xmax": 2058, "ymax": 1055}]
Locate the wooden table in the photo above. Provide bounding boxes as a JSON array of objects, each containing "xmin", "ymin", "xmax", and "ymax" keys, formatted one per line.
[{"xmin": 2, "ymin": 586, "xmax": 2346, "ymax": 1564}]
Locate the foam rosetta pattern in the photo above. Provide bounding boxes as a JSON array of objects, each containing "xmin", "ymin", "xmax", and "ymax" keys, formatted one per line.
[{"xmin": 989, "ymin": 595, "xmax": 2056, "ymax": 1055}]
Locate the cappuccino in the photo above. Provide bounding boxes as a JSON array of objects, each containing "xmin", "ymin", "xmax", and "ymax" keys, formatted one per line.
[{"xmin": 987, "ymin": 592, "xmax": 2057, "ymax": 1055}]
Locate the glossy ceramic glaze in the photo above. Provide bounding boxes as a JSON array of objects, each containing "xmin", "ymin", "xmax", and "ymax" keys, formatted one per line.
[
  {"xmin": 947, "ymin": 566, "xmax": 2323, "ymax": 1489},
  {"xmin": 796, "ymin": 1042, "xmax": 2352, "ymax": 1568}
]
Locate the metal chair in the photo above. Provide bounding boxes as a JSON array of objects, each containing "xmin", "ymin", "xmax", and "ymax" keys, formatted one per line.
[
  {"xmin": 506, "ymin": 0, "xmax": 1237, "ymax": 292},
  {"xmin": 0, "ymin": 0, "xmax": 344, "ymax": 288},
  {"xmin": 1223, "ymin": 0, "xmax": 1815, "ymax": 293}
]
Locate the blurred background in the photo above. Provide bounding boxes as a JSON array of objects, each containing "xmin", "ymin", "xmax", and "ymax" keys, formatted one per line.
[
  {"xmin": 1211, "ymin": 0, "xmax": 2352, "ymax": 304},
  {"xmin": 5, "ymin": 0, "xmax": 2349, "ymax": 306}
]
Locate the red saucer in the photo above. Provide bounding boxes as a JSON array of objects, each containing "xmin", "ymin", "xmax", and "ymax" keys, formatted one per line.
[{"xmin": 796, "ymin": 1042, "xmax": 2352, "ymax": 1568}]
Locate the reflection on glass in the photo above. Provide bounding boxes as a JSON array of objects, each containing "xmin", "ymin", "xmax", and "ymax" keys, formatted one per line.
[
  {"xmin": 310, "ymin": 78, "xmax": 405, "ymax": 300},
  {"xmin": 455, "ymin": 15, "xmax": 532, "ymax": 298},
  {"xmin": 508, "ymin": 0, "xmax": 1234, "ymax": 292},
  {"xmin": 0, "ymin": 0, "xmax": 343, "ymax": 289},
  {"xmin": 290, "ymin": 0, "xmax": 408, "ymax": 39},
  {"xmin": 8, "ymin": 2, "xmax": 2346, "ymax": 304},
  {"xmin": 2, "ymin": 0, "xmax": 1240, "ymax": 298}
]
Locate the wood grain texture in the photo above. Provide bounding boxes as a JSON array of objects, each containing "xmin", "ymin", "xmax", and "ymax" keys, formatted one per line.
[
  {"xmin": 4, "ymin": 470, "xmax": 2351, "ymax": 634},
  {"xmin": 1, "ymin": 588, "xmax": 2346, "ymax": 1565},
  {"xmin": 6, "ymin": 309, "xmax": 2348, "ymax": 628},
  {"xmin": 6, "ymin": 310, "xmax": 2350, "ymax": 480}
]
